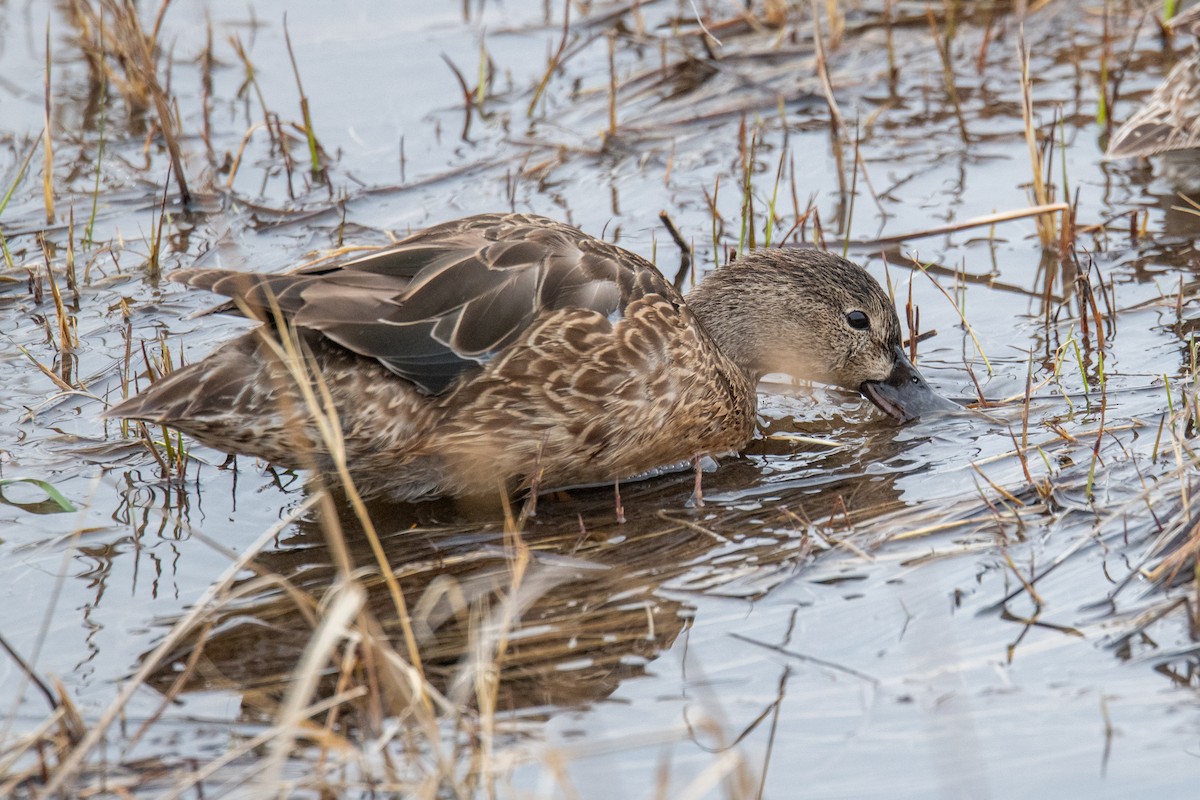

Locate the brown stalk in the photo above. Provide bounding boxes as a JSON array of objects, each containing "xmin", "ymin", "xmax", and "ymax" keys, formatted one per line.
[
  {"xmin": 911, "ymin": 256, "xmax": 991, "ymax": 374},
  {"xmin": 964, "ymin": 363, "xmax": 987, "ymax": 407},
  {"xmin": 1021, "ymin": 352, "xmax": 1033, "ymax": 447},
  {"xmin": 975, "ymin": 4, "xmax": 996, "ymax": 74},
  {"xmin": 284, "ymin": 13, "xmax": 324, "ymax": 181},
  {"xmin": 229, "ymin": 34, "xmax": 277, "ymax": 146},
  {"xmin": 660, "ymin": 211, "xmax": 692, "ymax": 291},
  {"xmin": 257, "ymin": 582, "xmax": 365, "ymax": 791},
  {"xmin": 147, "ymin": 163, "xmax": 172, "ymax": 280},
  {"xmin": 65, "ymin": 208, "xmax": 78, "ymax": 305},
  {"xmin": 15, "ymin": 343, "xmax": 72, "ymax": 393},
  {"xmin": 740, "ymin": 121, "xmax": 757, "ymax": 252},
  {"xmin": 42, "ymin": 19, "xmax": 55, "ymax": 224},
  {"xmin": 200, "ymin": 15, "xmax": 214, "ymax": 161},
  {"xmin": 822, "ymin": 0, "xmax": 844, "ymax": 49},
  {"xmin": 225, "ymin": 121, "xmax": 267, "ymax": 188},
  {"xmin": 755, "ymin": 665, "xmax": 790, "ymax": 800},
  {"xmin": 811, "ymin": 0, "xmax": 847, "ymax": 140},
  {"xmin": 973, "ymin": 464, "xmax": 1026, "ymax": 508},
  {"xmin": 926, "ymin": 6, "xmax": 969, "ymax": 142},
  {"xmin": 906, "ymin": 277, "xmax": 918, "ymax": 363},
  {"xmin": 528, "ymin": 0, "xmax": 571, "ymax": 116},
  {"xmin": 441, "ymin": 54, "xmax": 475, "ymax": 142},
  {"xmin": 42, "ymin": 245, "xmax": 73, "ymax": 358},
  {"xmin": 607, "ymin": 30, "xmax": 618, "ymax": 139},
  {"xmin": 0, "ymin": 634, "xmax": 69, "ymax": 736},
  {"xmin": 130, "ymin": 0, "xmax": 190, "ymax": 204},
  {"xmin": 1007, "ymin": 422, "xmax": 1035, "ymax": 489},
  {"xmin": 1018, "ymin": 28, "xmax": 1056, "ymax": 247},
  {"xmin": 884, "ymin": 0, "xmax": 898, "ymax": 87},
  {"xmin": 839, "ymin": 203, "xmax": 1070, "ymax": 249},
  {"xmin": 1084, "ymin": 262, "xmax": 1107, "ymax": 355}
]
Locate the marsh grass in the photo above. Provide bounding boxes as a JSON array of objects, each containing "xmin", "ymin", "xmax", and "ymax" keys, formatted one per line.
[
  {"xmin": 910, "ymin": 255, "xmax": 993, "ymax": 375},
  {"xmin": 125, "ymin": 330, "xmax": 190, "ymax": 481},
  {"xmin": 81, "ymin": 61, "xmax": 107, "ymax": 250},
  {"xmin": 283, "ymin": 15, "xmax": 327, "ymax": 184},
  {"xmin": 42, "ymin": 22, "xmax": 55, "ymax": 226},
  {"xmin": 0, "ymin": 135, "xmax": 42, "ymax": 270},
  {"xmin": 1019, "ymin": 27, "xmax": 1059, "ymax": 248},
  {"xmin": 6, "ymin": 1, "xmax": 1200, "ymax": 796},
  {"xmin": 737, "ymin": 117, "xmax": 758, "ymax": 255},
  {"xmin": 66, "ymin": 0, "xmax": 191, "ymax": 204},
  {"xmin": 926, "ymin": 5, "xmax": 970, "ymax": 143}
]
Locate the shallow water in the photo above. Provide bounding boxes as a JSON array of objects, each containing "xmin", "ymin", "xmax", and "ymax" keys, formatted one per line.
[{"xmin": 1, "ymin": 1, "xmax": 1199, "ymax": 797}]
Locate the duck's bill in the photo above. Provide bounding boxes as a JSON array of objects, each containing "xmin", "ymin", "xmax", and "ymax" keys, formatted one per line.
[{"xmin": 859, "ymin": 346, "xmax": 959, "ymax": 422}]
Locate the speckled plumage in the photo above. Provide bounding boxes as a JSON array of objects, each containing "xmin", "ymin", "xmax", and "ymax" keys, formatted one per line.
[
  {"xmin": 108, "ymin": 213, "xmax": 933, "ymax": 500},
  {"xmin": 1107, "ymin": 7, "xmax": 1200, "ymax": 159}
]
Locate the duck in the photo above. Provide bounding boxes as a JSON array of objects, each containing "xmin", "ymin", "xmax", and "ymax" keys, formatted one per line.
[
  {"xmin": 106, "ymin": 213, "xmax": 956, "ymax": 501},
  {"xmin": 1106, "ymin": 6, "xmax": 1200, "ymax": 159}
]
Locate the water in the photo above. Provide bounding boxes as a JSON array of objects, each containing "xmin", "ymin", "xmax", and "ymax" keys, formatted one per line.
[{"xmin": 0, "ymin": 1, "xmax": 1197, "ymax": 797}]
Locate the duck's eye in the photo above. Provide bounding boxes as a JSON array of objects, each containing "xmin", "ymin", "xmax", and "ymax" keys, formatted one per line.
[{"xmin": 846, "ymin": 310, "xmax": 870, "ymax": 330}]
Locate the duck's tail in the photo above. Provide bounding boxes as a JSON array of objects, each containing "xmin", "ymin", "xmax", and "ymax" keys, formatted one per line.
[{"xmin": 104, "ymin": 331, "xmax": 321, "ymax": 466}]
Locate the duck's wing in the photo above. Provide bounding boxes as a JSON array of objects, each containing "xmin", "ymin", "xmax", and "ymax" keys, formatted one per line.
[
  {"xmin": 1107, "ymin": 50, "xmax": 1200, "ymax": 158},
  {"xmin": 171, "ymin": 214, "xmax": 676, "ymax": 394},
  {"xmin": 1171, "ymin": 6, "xmax": 1200, "ymax": 39}
]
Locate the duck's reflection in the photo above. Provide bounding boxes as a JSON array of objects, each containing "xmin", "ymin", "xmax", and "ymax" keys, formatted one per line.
[{"xmin": 145, "ymin": 467, "xmax": 826, "ymax": 716}]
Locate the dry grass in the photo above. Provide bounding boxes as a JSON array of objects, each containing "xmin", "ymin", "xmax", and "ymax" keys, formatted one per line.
[
  {"xmin": 5, "ymin": 0, "xmax": 1200, "ymax": 796},
  {"xmin": 66, "ymin": 0, "xmax": 191, "ymax": 204}
]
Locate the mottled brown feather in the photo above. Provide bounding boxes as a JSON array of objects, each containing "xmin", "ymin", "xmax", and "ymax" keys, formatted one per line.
[
  {"xmin": 107, "ymin": 213, "xmax": 916, "ymax": 501},
  {"xmin": 1107, "ymin": 8, "xmax": 1200, "ymax": 159}
]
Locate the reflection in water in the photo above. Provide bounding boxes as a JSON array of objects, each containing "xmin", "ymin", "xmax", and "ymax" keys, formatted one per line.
[
  {"xmin": 4, "ymin": 1, "xmax": 1200, "ymax": 796},
  {"xmin": 146, "ymin": 475, "xmax": 818, "ymax": 719}
]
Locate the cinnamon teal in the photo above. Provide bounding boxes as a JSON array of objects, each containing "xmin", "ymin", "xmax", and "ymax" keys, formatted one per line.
[
  {"xmin": 107, "ymin": 213, "xmax": 956, "ymax": 500},
  {"xmin": 1107, "ymin": 6, "xmax": 1200, "ymax": 159}
]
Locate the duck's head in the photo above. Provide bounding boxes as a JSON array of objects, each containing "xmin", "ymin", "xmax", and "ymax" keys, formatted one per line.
[{"xmin": 686, "ymin": 248, "xmax": 957, "ymax": 422}]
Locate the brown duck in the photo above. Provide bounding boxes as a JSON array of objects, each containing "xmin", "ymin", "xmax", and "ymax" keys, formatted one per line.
[
  {"xmin": 1107, "ymin": 6, "xmax": 1200, "ymax": 159},
  {"xmin": 107, "ymin": 213, "xmax": 955, "ymax": 500}
]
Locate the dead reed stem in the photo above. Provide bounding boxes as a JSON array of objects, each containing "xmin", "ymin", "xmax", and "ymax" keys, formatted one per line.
[
  {"xmin": 841, "ymin": 202, "xmax": 1069, "ymax": 247},
  {"xmin": 811, "ymin": 0, "xmax": 847, "ymax": 140},
  {"xmin": 69, "ymin": 0, "xmax": 191, "ymax": 203},
  {"xmin": 1018, "ymin": 27, "xmax": 1057, "ymax": 247},
  {"xmin": 42, "ymin": 20, "xmax": 55, "ymax": 224},
  {"xmin": 284, "ymin": 13, "xmax": 325, "ymax": 181}
]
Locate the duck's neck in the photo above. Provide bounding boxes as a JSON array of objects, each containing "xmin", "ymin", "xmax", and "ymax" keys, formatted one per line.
[{"xmin": 685, "ymin": 278, "xmax": 763, "ymax": 384}]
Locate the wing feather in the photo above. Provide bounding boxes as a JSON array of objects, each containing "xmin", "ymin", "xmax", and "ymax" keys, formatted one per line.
[
  {"xmin": 168, "ymin": 214, "xmax": 675, "ymax": 395},
  {"xmin": 1108, "ymin": 51, "xmax": 1200, "ymax": 158}
]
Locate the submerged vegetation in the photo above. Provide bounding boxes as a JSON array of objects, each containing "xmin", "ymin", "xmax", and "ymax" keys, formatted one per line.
[{"xmin": 1, "ymin": 0, "xmax": 1199, "ymax": 796}]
